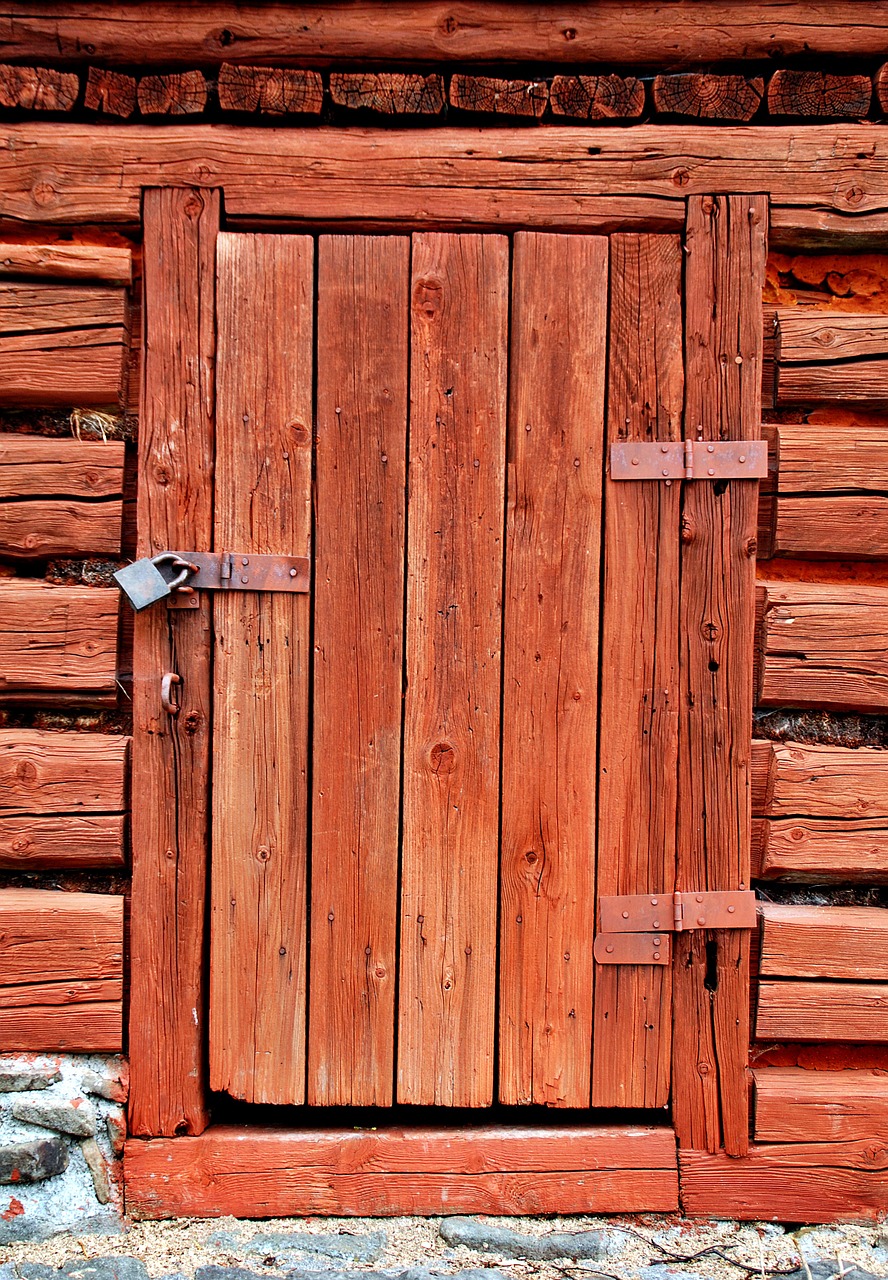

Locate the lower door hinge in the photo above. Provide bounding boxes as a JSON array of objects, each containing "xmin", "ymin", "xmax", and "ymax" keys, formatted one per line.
[
  {"xmin": 610, "ymin": 439, "xmax": 767, "ymax": 483},
  {"xmin": 593, "ymin": 889, "xmax": 757, "ymax": 966}
]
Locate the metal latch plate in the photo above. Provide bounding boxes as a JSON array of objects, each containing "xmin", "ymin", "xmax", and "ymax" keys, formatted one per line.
[
  {"xmin": 610, "ymin": 440, "xmax": 767, "ymax": 481},
  {"xmin": 167, "ymin": 551, "xmax": 310, "ymax": 608},
  {"xmin": 593, "ymin": 932, "xmax": 671, "ymax": 966},
  {"xmin": 599, "ymin": 889, "xmax": 757, "ymax": 934}
]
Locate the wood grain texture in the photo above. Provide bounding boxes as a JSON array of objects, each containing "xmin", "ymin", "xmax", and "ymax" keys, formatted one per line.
[
  {"xmin": 218, "ymin": 64, "xmax": 322, "ymax": 114},
  {"xmin": 778, "ymin": 359, "xmax": 888, "ymax": 404},
  {"xmin": 549, "ymin": 74, "xmax": 644, "ymax": 120},
  {"xmin": 449, "ymin": 75, "xmax": 547, "ymax": 117},
  {"xmin": 129, "ymin": 187, "xmax": 218, "ymax": 1138},
  {"xmin": 137, "ymin": 71, "xmax": 207, "ymax": 115},
  {"xmin": 754, "ymin": 1068, "xmax": 888, "ymax": 1142},
  {"xmin": 210, "ymin": 232, "xmax": 313, "ymax": 1106},
  {"xmin": 0, "ymin": 814, "xmax": 125, "ymax": 869},
  {"xmin": 768, "ymin": 70, "xmax": 872, "ymax": 118},
  {"xmin": 777, "ymin": 312, "xmax": 888, "ymax": 363},
  {"xmin": 753, "ymin": 815, "xmax": 888, "ymax": 882},
  {"xmin": 10, "ymin": 124, "xmax": 888, "ymax": 227},
  {"xmin": 757, "ymin": 580, "xmax": 888, "ymax": 711},
  {"xmin": 498, "ymin": 232, "xmax": 606, "ymax": 1108},
  {"xmin": 592, "ymin": 234, "xmax": 683, "ymax": 1111},
  {"xmin": 673, "ymin": 195, "xmax": 766, "ymax": 1157},
  {"xmin": 652, "ymin": 73, "xmax": 763, "ymax": 121},
  {"xmin": 751, "ymin": 739, "xmax": 888, "ymax": 818},
  {"xmin": 124, "ymin": 1125, "xmax": 678, "ymax": 1220},
  {"xmin": 680, "ymin": 1142, "xmax": 888, "ymax": 1222},
  {"xmin": 0, "ymin": 889, "xmax": 123, "ymax": 1051},
  {"xmin": 0, "ymin": 242, "xmax": 133, "ymax": 283},
  {"xmin": 760, "ymin": 904, "xmax": 888, "ymax": 980},
  {"xmin": 768, "ymin": 419, "xmax": 888, "ymax": 492},
  {"xmin": 0, "ymin": 582, "xmax": 118, "ymax": 703},
  {"xmin": 757, "ymin": 981, "xmax": 888, "ymax": 1041},
  {"xmin": 84, "ymin": 67, "xmax": 137, "ymax": 118},
  {"xmin": 0, "ymin": 501, "xmax": 122, "ymax": 558},
  {"xmin": 309, "ymin": 235, "xmax": 408, "ymax": 1107},
  {"xmin": 398, "ymin": 233, "xmax": 508, "ymax": 1107},
  {"xmin": 0, "ymin": 62, "xmax": 78, "ymax": 110},
  {"xmin": 0, "ymin": 436, "xmax": 125, "ymax": 498},
  {"xmin": 331, "ymin": 72, "xmax": 444, "ymax": 115},
  {"xmin": 7, "ymin": 3, "xmax": 888, "ymax": 66},
  {"xmin": 767, "ymin": 495, "xmax": 888, "ymax": 560}
]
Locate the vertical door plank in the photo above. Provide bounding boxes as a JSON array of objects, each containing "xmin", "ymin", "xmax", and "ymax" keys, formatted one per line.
[
  {"xmin": 309, "ymin": 236, "xmax": 409, "ymax": 1106},
  {"xmin": 129, "ymin": 188, "xmax": 218, "ymax": 1137},
  {"xmin": 674, "ymin": 194, "xmax": 767, "ymax": 1156},
  {"xmin": 210, "ymin": 233, "xmax": 313, "ymax": 1104},
  {"xmin": 499, "ymin": 232, "xmax": 607, "ymax": 1107},
  {"xmin": 398, "ymin": 233, "xmax": 508, "ymax": 1106},
  {"xmin": 591, "ymin": 235, "xmax": 684, "ymax": 1109}
]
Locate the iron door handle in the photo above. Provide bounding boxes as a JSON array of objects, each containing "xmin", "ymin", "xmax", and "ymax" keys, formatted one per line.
[{"xmin": 160, "ymin": 672, "xmax": 181, "ymax": 717}]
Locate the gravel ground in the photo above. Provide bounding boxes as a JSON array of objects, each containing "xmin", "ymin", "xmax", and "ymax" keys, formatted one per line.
[{"xmin": 3, "ymin": 1215, "xmax": 888, "ymax": 1280}]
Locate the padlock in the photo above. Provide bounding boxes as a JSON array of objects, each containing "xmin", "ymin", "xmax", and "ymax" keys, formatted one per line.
[{"xmin": 113, "ymin": 553, "xmax": 195, "ymax": 612}]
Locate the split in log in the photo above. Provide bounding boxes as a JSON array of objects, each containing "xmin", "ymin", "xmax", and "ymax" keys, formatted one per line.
[
  {"xmin": 84, "ymin": 67, "xmax": 137, "ymax": 117},
  {"xmin": 449, "ymin": 74, "xmax": 548, "ymax": 117},
  {"xmin": 652, "ymin": 73, "xmax": 763, "ymax": 121},
  {"xmin": 0, "ymin": 581, "xmax": 119, "ymax": 704},
  {"xmin": 750, "ymin": 739, "xmax": 888, "ymax": 819},
  {"xmin": 0, "ymin": 242, "xmax": 133, "ymax": 284},
  {"xmin": 752, "ymin": 815, "xmax": 888, "ymax": 883},
  {"xmin": 759, "ymin": 904, "xmax": 888, "ymax": 980},
  {"xmin": 757, "ymin": 980, "xmax": 888, "ymax": 1042},
  {"xmin": 218, "ymin": 64, "xmax": 323, "ymax": 114},
  {"xmin": 768, "ymin": 70, "xmax": 872, "ymax": 118},
  {"xmin": 330, "ymin": 72, "xmax": 444, "ymax": 115},
  {"xmin": 137, "ymin": 70, "xmax": 207, "ymax": 115},
  {"xmin": 0, "ymin": 888, "xmax": 123, "ymax": 1051},
  {"xmin": 754, "ymin": 1068, "xmax": 888, "ymax": 1143},
  {"xmin": 549, "ymin": 74, "xmax": 643, "ymax": 120},
  {"xmin": 0, "ymin": 436, "xmax": 124, "ymax": 557},
  {"xmin": 0, "ymin": 63, "xmax": 78, "ymax": 111},
  {"xmin": 756, "ymin": 580, "xmax": 888, "ymax": 711},
  {"xmin": 762, "ymin": 307, "xmax": 777, "ymax": 407}
]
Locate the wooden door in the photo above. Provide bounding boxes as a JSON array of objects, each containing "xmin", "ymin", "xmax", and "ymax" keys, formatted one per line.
[{"xmin": 133, "ymin": 196, "xmax": 764, "ymax": 1146}]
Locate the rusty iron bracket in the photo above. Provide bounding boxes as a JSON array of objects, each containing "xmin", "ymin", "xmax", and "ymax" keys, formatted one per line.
[
  {"xmin": 610, "ymin": 440, "xmax": 767, "ymax": 483},
  {"xmin": 167, "ymin": 551, "xmax": 310, "ymax": 609},
  {"xmin": 594, "ymin": 889, "xmax": 757, "ymax": 965}
]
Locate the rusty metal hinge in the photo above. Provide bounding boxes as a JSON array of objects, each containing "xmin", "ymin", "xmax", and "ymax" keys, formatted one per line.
[
  {"xmin": 594, "ymin": 889, "xmax": 757, "ymax": 966},
  {"xmin": 610, "ymin": 440, "xmax": 767, "ymax": 483}
]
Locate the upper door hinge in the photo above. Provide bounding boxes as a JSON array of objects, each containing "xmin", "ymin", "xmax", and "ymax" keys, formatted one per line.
[
  {"xmin": 594, "ymin": 889, "xmax": 757, "ymax": 966},
  {"xmin": 610, "ymin": 440, "xmax": 767, "ymax": 483}
]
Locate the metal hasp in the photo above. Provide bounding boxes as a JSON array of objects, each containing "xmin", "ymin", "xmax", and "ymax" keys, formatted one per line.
[
  {"xmin": 166, "ymin": 551, "xmax": 310, "ymax": 610},
  {"xmin": 595, "ymin": 889, "xmax": 757, "ymax": 965},
  {"xmin": 610, "ymin": 439, "xmax": 768, "ymax": 482},
  {"xmin": 113, "ymin": 553, "xmax": 196, "ymax": 612}
]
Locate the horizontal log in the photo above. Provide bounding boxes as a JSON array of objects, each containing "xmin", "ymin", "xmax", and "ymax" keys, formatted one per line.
[
  {"xmin": 750, "ymin": 739, "xmax": 888, "ymax": 818},
  {"xmin": 124, "ymin": 1125, "xmax": 678, "ymax": 1218},
  {"xmin": 768, "ymin": 419, "xmax": 888, "ymax": 491},
  {"xmin": 0, "ymin": 242, "xmax": 133, "ymax": 283},
  {"xmin": 652, "ymin": 73, "xmax": 763, "ymax": 121},
  {"xmin": 549, "ymin": 74, "xmax": 644, "ymax": 120},
  {"xmin": 0, "ymin": 436, "xmax": 125, "ymax": 498},
  {"xmin": 767, "ymin": 495, "xmax": 888, "ymax": 560},
  {"xmin": 757, "ymin": 580, "xmax": 888, "ymax": 711},
  {"xmin": 0, "ymin": 582, "xmax": 119, "ymax": 704},
  {"xmin": 218, "ymin": 64, "xmax": 322, "ymax": 114},
  {"xmin": 778, "ymin": 359, "xmax": 888, "ymax": 404},
  {"xmin": 759, "ymin": 904, "xmax": 888, "ymax": 980},
  {"xmin": 757, "ymin": 980, "xmax": 888, "ymax": 1041},
  {"xmin": 0, "ymin": 499, "xmax": 123, "ymax": 557},
  {"xmin": 753, "ymin": 815, "xmax": 888, "ymax": 882},
  {"xmin": 6, "ymin": 124, "xmax": 888, "ymax": 227},
  {"xmin": 449, "ymin": 75, "xmax": 547, "ymax": 117},
  {"xmin": 680, "ymin": 1143, "xmax": 888, "ymax": 1222},
  {"xmin": 5, "ymin": 3, "xmax": 888, "ymax": 67},
  {"xmin": 0, "ymin": 813, "xmax": 126, "ymax": 868},
  {"xmin": 0, "ymin": 282, "xmax": 128, "ymax": 333},
  {"xmin": 769, "ymin": 206, "xmax": 888, "ymax": 251},
  {"xmin": 754, "ymin": 1068, "xmax": 888, "ymax": 1143},
  {"xmin": 768, "ymin": 70, "xmax": 872, "ymax": 118},
  {"xmin": 0, "ymin": 888, "xmax": 123, "ymax": 1051},
  {"xmin": 84, "ymin": 67, "xmax": 137, "ymax": 118},
  {"xmin": 0, "ymin": 63, "xmax": 78, "ymax": 111},
  {"xmin": 331, "ymin": 72, "xmax": 443, "ymax": 115},
  {"xmin": 0, "ymin": 728, "xmax": 129, "ymax": 812},
  {"xmin": 777, "ymin": 312, "xmax": 888, "ymax": 363}
]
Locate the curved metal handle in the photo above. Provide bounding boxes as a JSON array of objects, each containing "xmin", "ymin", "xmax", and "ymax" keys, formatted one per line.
[
  {"xmin": 160, "ymin": 671, "xmax": 181, "ymax": 717},
  {"xmin": 151, "ymin": 553, "xmax": 196, "ymax": 593}
]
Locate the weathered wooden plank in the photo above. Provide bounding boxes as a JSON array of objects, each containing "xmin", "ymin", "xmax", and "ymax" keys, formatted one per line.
[
  {"xmin": 680, "ymin": 1143, "xmax": 888, "ymax": 1222},
  {"xmin": 331, "ymin": 72, "xmax": 444, "ymax": 115},
  {"xmin": 591, "ymin": 234, "xmax": 683, "ymax": 1111},
  {"xmin": 218, "ymin": 64, "xmax": 323, "ymax": 114},
  {"xmin": 7, "ymin": 4, "xmax": 888, "ymax": 66},
  {"xmin": 760, "ymin": 904, "xmax": 888, "ymax": 980},
  {"xmin": 0, "ymin": 500, "xmax": 122, "ymax": 558},
  {"xmin": 0, "ymin": 242, "xmax": 133, "ymax": 283},
  {"xmin": 778, "ymin": 359, "xmax": 888, "ymax": 404},
  {"xmin": 399, "ymin": 233, "xmax": 508, "ymax": 1107},
  {"xmin": 754, "ymin": 1068, "xmax": 888, "ymax": 1142},
  {"xmin": 124, "ymin": 1125, "xmax": 678, "ymax": 1220},
  {"xmin": 673, "ymin": 194, "xmax": 766, "ymax": 1157},
  {"xmin": 0, "ymin": 282, "xmax": 128, "ymax": 332},
  {"xmin": 0, "ymin": 889, "xmax": 123, "ymax": 1051},
  {"xmin": 0, "ymin": 728, "xmax": 128, "ymax": 812},
  {"xmin": 754, "ymin": 815, "xmax": 888, "ymax": 882},
  {"xmin": 777, "ymin": 312, "xmax": 888, "ymax": 363},
  {"xmin": 309, "ymin": 235, "xmax": 408, "ymax": 1107},
  {"xmin": 129, "ymin": 187, "xmax": 218, "ymax": 1139},
  {"xmin": 549, "ymin": 75, "xmax": 643, "ymax": 120},
  {"xmin": 757, "ymin": 581, "xmax": 888, "ymax": 711},
  {"xmin": 652, "ymin": 74, "xmax": 763, "ymax": 121},
  {"xmin": 768, "ymin": 419, "xmax": 888, "ymax": 491},
  {"xmin": 768, "ymin": 70, "xmax": 872, "ymax": 118},
  {"xmin": 0, "ymin": 813, "xmax": 125, "ymax": 868},
  {"xmin": 751, "ymin": 739, "xmax": 888, "ymax": 818},
  {"xmin": 8, "ymin": 125, "xmax": 888, "ymax": 227},
  {"xmin": 768, "ymin": 495, "xmax": 888, "ymax": 559},
  {"xmin": 499, "ymin": 232, "xmax": 606, "ymax": 1108},
  {"xmin": 769, "ymin": 207, "xmax": 888, "ymax": 251},
  {"xmin": 757, "ymin": 981, "xmax": 888, "ymax": 1041},
  {"xmin": 0, "ymin": 582, "xmax": 118, "ymax": 703},
  {"xmin": 210, "ymin": 233, "xmax": 313, "ymax": 1106},
  {"xmin": 0, "ymin": 436, "xmax": 125, "ymax": 497}
]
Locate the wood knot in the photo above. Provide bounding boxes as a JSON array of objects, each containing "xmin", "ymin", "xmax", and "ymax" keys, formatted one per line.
[
  {"xmin": 429, "ymin": 741, "xmax": 456, "ymax": 774},
  {"xmin": 14, "ymin": 761, "xmax": 37, "ymax": 782},
  {"xmin": 412, "ymin": 276, "xmax": 444, "ymax": 322}
]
